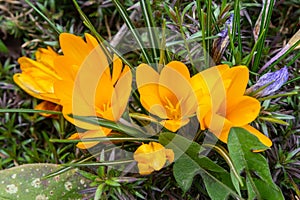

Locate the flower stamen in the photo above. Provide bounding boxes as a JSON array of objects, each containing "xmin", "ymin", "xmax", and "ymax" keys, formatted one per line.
[{"xmin": 164, "ymin": 97, "xmax": 182, "ymax": 120}]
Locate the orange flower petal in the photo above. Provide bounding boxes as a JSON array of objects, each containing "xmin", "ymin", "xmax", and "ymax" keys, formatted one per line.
[
  {"xmin": 136, "ymin": 63, "xmax": 159, "ymax": 88},
  {"xmin": 136, "ymin": 64, "xmax": 166, "ymax": 118},
  {"xmin": 227, "ymin": 96, "xmax": 261, "ymax": 126},
  {"xmin": 191, "ymin": 72, "xmax": 210, "ymax": 99},
  {"xmin": 59, "ymin": 33, "xmax": 93, "ymax": 65},
  {"xmin": 192, "ymin": 65, "xmax": 227, "ymax": 113},
  {"xmin": 137, "ymin": 62, "xmax": 197, "ymax": 131},
  {"xmin": 193, "ymin": 64, "xmax": 229, "ymax": 94},
  {"xmin": 137, "ymin": 163, "xmax": 154, "ymax": 175},
  {"xmin": 13, "ymin": 73, "xmax": 43, "ymax": 100},
  {"xmin": 14, "ymin": 60, "xmax": 60, "ymax": 104},
  {"xmin": 160, "ymin": 118, "xmax": 190, "ymax": 132},
  {"xmin": 18, "ymin": 56, "xmax": 59, "ymax": 80},
  {"xmin": 34, "ymin": 101, "xmax": 61, "ymax": 118},
  {"xmin": 13, "ymin": 73, "xmax": 59, "ymax": 104},
  {"xmin": 204, "ymin": 112, "xmax": 233, "ymax": 143},
  {"xmin": 196, "ymin": 96, "xmax": 212, "ymax": 130},
  {"xmin": 111, "ymin": 54, "xmax": 123, "ymax": 85},
  {"xmin": 164, "ymin": 61, "xmax": 191, "ymax": 80},
  {"xmin": 112, "ymin": 65, "xmax": 132, "ymax": 120},
  {"xmin": 159, "ymin": 62, "xmax": 198, "ymax": 120},
  {"xmin": 53, "ymin": 79, "xmax": 73, "ymax": 105},
  {"xmin": 159, "ymin": 62, "xmax": 192, "ymax": 105},
  {"xmin": 74, "ymin": 129, "xmax": 110, "ymax": 149},
  {"xmin": 68, "ymin": 133, "xmax": 80, "ymax": 140},
  {"xmin": 242, "ymin": 125, "xmax": 272, "ymax": 147},
  {"xmin": 134, "ymin": 142, "xmax": 174, "ymax": 175},
  {"xmin": 94, "ymin": 68, "xmax": 114, "ymax": 113},
  {"xmin": 54, "ymin": 56, "xmax": 79, "ymax": 81},
  {"xmin": 165, "ymin": 149, "xmax": 175, "ymax": 163},
  {"xmin": 85, "ymin": 33, "xmax": 100, "ymax": 49},
  {"xmin": 138, "ymin": 84, "xmax": 167, "ymax": 119},
  {"xmin": 56, "ymin": 81, "xmax": 100, "ymax": 129},
  {"xmin": 221, "ymin": 66, "xmax": 249, "ymax": 97},
  {"xmin": 35, "ymin": 47, "xmax": 58, "ymax": 70}
]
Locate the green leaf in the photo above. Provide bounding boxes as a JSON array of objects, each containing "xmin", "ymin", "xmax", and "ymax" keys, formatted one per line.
[
  {"xmin": 0, "ymin": 164, "xmax": 89, "ymax": 199},
  {"xmin": 173, "ymin": 154, "xmax": 200, "ymax": 192},
  {"xmin": 94, "ymin": 183, "xmax": 105, "ymax": 200},
  {"xmin": 105, "ymin": 179, "xmax": 121, "ymax": 187},
  {"xmin": 159, "ymin": 132, "xmax": 224, "ymax": 172},
  {"xmin": 0, "ymin": 39, "xmax": 8, "ymax": 54},
  {"xmin": 71, "ymin": 115, "xmax": 147, "ymax": 138},
  {"xmin": 246, "ymin": 178, "xmax": 256, "ymax": 200},
  {"xmin": 201, "ymin": 172, "xmax": 232, "ymax": 200},
  {"xmin": 228, "ymin": 127, "xmax": 284, "ymax": 200},
  {"xmin": 230, "ymin": 170, "xmax": 241, "ymax": 196},
  {"xmin": 159, "ymin": 132, "xmax": 241, "ymax": 199}
]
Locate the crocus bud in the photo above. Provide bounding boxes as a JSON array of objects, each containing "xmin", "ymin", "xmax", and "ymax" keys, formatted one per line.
[
  {"xmin": 212, "ymin": 14, "xmax": 234, "ymax": 63},
  {"xmin": 246, "ymin": 67, "xmax": 289, "ymax": 97}
]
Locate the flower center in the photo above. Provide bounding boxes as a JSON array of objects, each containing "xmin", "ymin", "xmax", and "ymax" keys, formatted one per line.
[
  {"xmin": 164, "ymin": 97, "xmax": 182, "ymax": 120},
  {"xmin": 96, "ymin": 101, "xmax": 111, "ymax": 116}
]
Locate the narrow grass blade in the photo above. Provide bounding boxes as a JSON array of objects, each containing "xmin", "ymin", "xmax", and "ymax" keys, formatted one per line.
[
  {"xmin": 24, "ymin": 0, "xmax": 61, "ymax": 35},
  {"xmin": 196, "ymin": 0, "xmax": 208, "ymax": 68},
  {"xmin": 43, "ymin": 154, "xmax": 102, "ymax": 179},
  {"xmin": 62, "ymin": 159, "xmax": 134, "ymax": 167},
  {"xmin": 112, "ymin": 0, "xmax": 152, "ymax": 65},
  {"xmin": 258, "ymin": 91, "xmax": 298, "ymax": 101},
  {"xmin": 252, "ymin": 0, "xmax": 275, "ymax": 72},
  {"xmin": 259, "ymin": 39, "xmax": 300, "ymax": 73},
  {"xmin": 244, "ymin": 29, "xmax": 266, "ymax": 66},
  {"xmin": 206, "ymin": 0, "xmax": 212, "ymax": 65},
  {"xmin": 232, "ymin": 0, "xmax": 242, "ymax": 64},
  {"xmin": 175, "ymin": 6, "xmax": 196, "ymax": 73},
  {"xmin": 158, "ymin": 19, "xmax": 167, "ymax": 71},
  {"xmin": 72, "ymin": 0, "xmax": 112, "ymax": 62},
  {"xmin": 71, "ymin": 115, "xmax": 147, "ymax": 138},
  {"xmin": 50, "ymin": 137, "xmax": 158, "ymax": 143},
  {"xmin": 286, "ymin": 50, "xmax": 300, "ymax": 69},
  {"xmin": 0, "ymin": 108, "xmax": 61, "ymax": 115},
  {"xmin": 71, "ymin": 0, "xmax": 133, "ymax": 69},
  {"xmin": 140, "ymin": 0, "xmax": 160, "ymax": 65}
]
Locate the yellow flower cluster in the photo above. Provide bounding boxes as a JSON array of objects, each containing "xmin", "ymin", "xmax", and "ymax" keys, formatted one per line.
[
  {"xmin": 136, "ymin": 62, "xmax": 271, "ymax": 147},
  {"xmin": 14, "ymin": 33, "xmax": 272, "ymax": 175},
  {"xmin": 14, "ymin": 33, "xmax": 132, "ymax": 149}
]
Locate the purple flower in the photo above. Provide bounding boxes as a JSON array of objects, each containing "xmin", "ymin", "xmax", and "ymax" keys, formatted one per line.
[
  {"xmin": 246, "ymin": 67, "xmax": 289, "ymax": 97},
  {"xmin": 212, "ymin": 14, "xmax": 234, "ymax": 62},
  {"xmin": 218, "ymin": 13, "xmax": 234, "ymax": 38}
]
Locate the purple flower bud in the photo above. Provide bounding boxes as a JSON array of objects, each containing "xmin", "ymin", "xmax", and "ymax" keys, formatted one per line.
[
  {"xmin": 247, "ymin": 67, "xmax": 289, "ymax": 97},
  {"xmin": 218, "ymin": 13, "xmax": 234, "ymax": 38},
  {"xmin": 213, "ymin": 14, "xmax": 234, "ymax": 62}
]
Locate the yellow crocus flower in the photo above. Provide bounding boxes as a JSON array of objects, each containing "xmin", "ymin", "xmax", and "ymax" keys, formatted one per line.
[
  {"xmin": 136, "ymin": 61, "xmax": 198, "ymax": 132},
  {"xmin": 134, "ymin": 142, "xmax": 174, "ymax": 175},
  {"xmin": 191, "ymin": 65, "xmax": 272, "ymax": 148},
  {"xmin": 53, "ymin": 33, "xmax": 132, "ymax": 149},
  {"xmin": 13, "ymin": 47, "xmax": 62, "ymax": 116}
]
